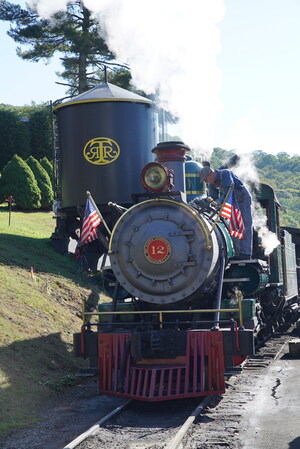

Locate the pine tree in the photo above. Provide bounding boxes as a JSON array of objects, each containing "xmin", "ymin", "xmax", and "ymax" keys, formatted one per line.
[
  {"xmin": 26, "ymin": 156, "xmax": 53, "ymax": 209},
  {"xmin": 0, "ymin": 155, "xmax": 41, "ymax": 209},
  {"xmin": 0, "ymin": 1, "xmax": 121, "ymax": 95}
]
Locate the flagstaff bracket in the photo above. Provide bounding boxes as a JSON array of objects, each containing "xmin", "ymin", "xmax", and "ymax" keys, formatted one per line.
[{"xmin": 210, "ymin": 183, "xmax": 234, "ymax": 233}]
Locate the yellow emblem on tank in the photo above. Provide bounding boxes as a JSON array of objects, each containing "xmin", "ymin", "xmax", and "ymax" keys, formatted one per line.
[{"xmin": 83, "ymin": 137, "xmax": 120, "ymax": 165}]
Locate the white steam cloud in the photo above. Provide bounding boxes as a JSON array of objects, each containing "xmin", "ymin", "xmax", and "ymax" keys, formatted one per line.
[
  {"xmin": 231, "ymin": 152, "xmax": 259, "ymax": 190},
  {"xmin": 253, "ymin": 206, "xmax": 280, "ymax": 256},
  {"xmin": 231, "ymin": 153, "xmax": 280, "ymax": 256},
  {"xmin": 27, "ymin": 0, "xmax": 226, "ymax": 150},
  {"xmin": 27, "ymin": 0, "xmax": 280, "ymax": 256}
]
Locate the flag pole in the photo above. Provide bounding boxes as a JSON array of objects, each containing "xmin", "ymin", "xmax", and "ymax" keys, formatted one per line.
[
  {"xmin": 210, "ymin": 183, "xmax": 234, "ymax": 234},
  {"xmin": 86, "ymin": 191, "xmax": 112, "ymax": 236}
]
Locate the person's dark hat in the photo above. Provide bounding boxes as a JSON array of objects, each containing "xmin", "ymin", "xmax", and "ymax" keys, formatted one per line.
[{"xmin": 199, "ymin": 166, "xmax": 213, "ymax": 180}]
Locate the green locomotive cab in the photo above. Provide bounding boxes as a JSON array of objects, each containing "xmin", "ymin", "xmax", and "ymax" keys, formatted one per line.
[
  {"xmin": 255, "ymin": 183, "xmax": 298, "ymax": 301},
  {"xmin": 223, "ymin": 182, "xmax": 299, "ymax": 336}
]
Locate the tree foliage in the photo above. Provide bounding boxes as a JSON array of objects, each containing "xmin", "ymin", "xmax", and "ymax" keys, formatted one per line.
[
  {"xmin": 211, "ymin": 148, "xmax": 300, "ymax": 228},
  {"xmin": 0, "ymin": 109, "xmax": 30, "ymax": 169},
  {"xmin": 0, "ymin": 0, "xmax": 131, "ymax": 95},
  {"xmin": 0, "ymin": 155, "xmax": 41, "ymax": 209},
  {"xmin": 28, "ymin": 107, "xmax": 53, "ymax": 161},
  {"xmin": 26, "ymin": 155, "xmax": 53, "ymax": 209},
  {"xmin": 0, "ymin": 104, "xmax": 53, "ymax": 170}
]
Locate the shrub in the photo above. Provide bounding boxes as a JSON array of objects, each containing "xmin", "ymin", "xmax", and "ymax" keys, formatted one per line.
[
  {"xmin": 26, "ymin": 156, "xmax": 54, "ymax": 209},
  {"xmin": 0, "ymin": 155, "xmax": 41, "ymax": 209},
  {"xmin": 40, "ymin": 157, "xmax": 55, "ymax": 189}
]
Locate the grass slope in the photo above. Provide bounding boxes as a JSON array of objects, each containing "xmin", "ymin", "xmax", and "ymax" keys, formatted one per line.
[{"xmin": 0, "ymin": 206, "xmax": 101, "ymax": 440}]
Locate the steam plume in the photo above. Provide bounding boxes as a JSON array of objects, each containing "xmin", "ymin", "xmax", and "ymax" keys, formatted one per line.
[
  {"xmin": 229, "ymin": 153, "xmax": 280, "ymax": 256},
  {"xmin": 27, "ymin": 0, "xmax": 280, "ymax": 256},
  {"xmin": 27, "ymin": 0, "xmax": 226, "ymax": 149},
  {"xmin": 252, "ymin": 204, "xmax": 280, "ymax": 256}
]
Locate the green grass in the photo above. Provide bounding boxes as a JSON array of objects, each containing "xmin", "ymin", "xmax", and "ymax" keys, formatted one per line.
[
  {"xmin": 0, "ymin": 205, "xmax": 102, "ymax": 440},
  {"xmin": 0, "ymin": 207, "xmax": 78, "ymax": 277}
]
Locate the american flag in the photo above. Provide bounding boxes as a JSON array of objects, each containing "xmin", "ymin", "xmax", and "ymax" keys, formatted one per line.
[
  {"xmin": 220, "ymin": 190, "xmax": 245, "ymax": 240},
  {"xmin": 80, "ymin": 198, "xmax": 101, "ymax": 245}
]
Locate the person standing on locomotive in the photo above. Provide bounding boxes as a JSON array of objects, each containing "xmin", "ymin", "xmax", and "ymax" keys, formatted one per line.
[{"xmin": 199, "ymin": 166, "xmax": 253, "ymax": 260}]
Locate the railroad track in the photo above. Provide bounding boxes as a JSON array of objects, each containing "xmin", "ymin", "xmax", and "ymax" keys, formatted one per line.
[
  {"xmin": 63, "ymin": 326, "xmax": 297, "ymax": 449},
  {"xmin": 63, "ymin": 395, "xmax": 214, "ymax": 449}
]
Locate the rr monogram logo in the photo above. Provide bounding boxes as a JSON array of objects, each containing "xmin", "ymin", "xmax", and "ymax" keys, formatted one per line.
[{"xmin": 83, "ymin": 137, "xmax": 120, "ymax": 165}]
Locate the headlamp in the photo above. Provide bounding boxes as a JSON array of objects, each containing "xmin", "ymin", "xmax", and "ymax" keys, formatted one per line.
[{"xmin": 140, "ymin": 162, "xmax": 174, "ymax": 192}]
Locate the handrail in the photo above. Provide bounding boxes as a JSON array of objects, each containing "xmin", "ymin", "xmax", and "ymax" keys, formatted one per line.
[
  {"xmin": 82, "ymin": 282, "xmax": 244, "ymax": 328},
  {"xmin": 82, "ymin": 305, "xmax": 244, "ymax": 328},
  {"xmin": 84, "ymin": 308, "xmax": 241, "ymax": 315},
  {"xmin": 108, "ymin": 198, "xmax": 213, "ymax": 254}
]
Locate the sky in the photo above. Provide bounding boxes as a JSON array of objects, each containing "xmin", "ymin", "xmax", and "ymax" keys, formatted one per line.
[{"xmin": 0, "ymin": 0, "xmax": 300, "ymax": 156}]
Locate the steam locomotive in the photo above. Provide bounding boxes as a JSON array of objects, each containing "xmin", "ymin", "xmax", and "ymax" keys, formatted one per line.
[{"xmin": 53, "ymin": 82, "xmax": 299, "ymax": 401}]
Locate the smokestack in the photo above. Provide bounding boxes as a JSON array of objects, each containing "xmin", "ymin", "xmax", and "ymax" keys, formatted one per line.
[{"xmin": 152, "ymin": 141, "xmax": 190, "ymax": 192}]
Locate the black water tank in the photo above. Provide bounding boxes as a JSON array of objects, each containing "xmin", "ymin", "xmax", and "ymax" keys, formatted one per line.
[{"xmin": 54, "ymin": 83, "xmax": 157, "ymax": 208}]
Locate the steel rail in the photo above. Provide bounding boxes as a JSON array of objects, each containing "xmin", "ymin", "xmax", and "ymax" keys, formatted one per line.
[
  {"xmin": 166, "ymin": 396, "xmax": 212, "ymax": 449},
  {"xmin": 62, "ymin": 399, "xmax": 132, "ymax": 449}
]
